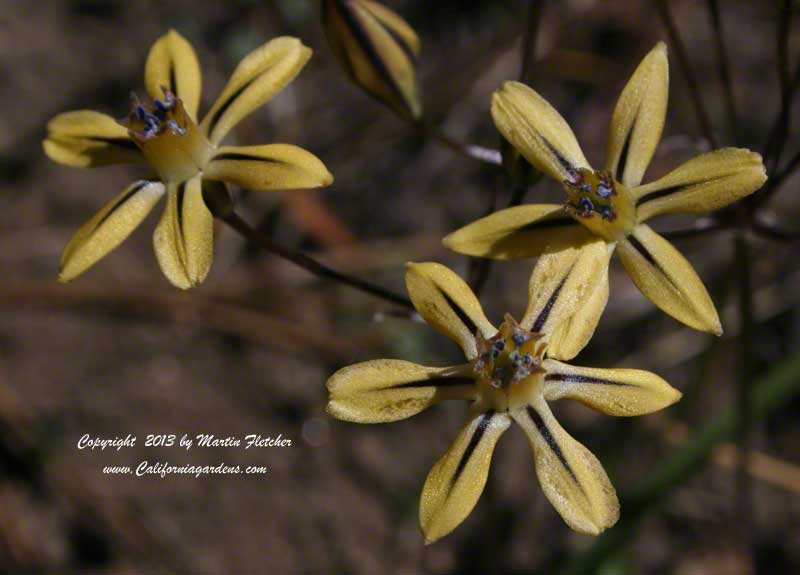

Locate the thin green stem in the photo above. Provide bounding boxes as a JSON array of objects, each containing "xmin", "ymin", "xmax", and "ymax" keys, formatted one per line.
[
  {"xmin": 559, "ymin": 351, "xmax": 800, "ymax": 575},
  {"xmin": 220, "ymin": 210, "xmax": 414, "ymax": 310},
  {"xmin": 654, "ymin": 0, "xmax": 718, "ymax": 147}
]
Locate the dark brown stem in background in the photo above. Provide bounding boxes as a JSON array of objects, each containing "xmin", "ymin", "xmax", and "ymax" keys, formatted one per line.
[
  {"xmin": 660, "ymin": 218, "xmax": 725, "ymax": 241},
  {"xmin": 220, "ymin": 210, "xmax": 414, "ymax": 310},
  {"xmin": 655, "ymin": 0, "xmax": 718, "ymax": 148},
  {"xmin": 519, "ymin": 0, "xmax": 544, "ymax": 85},
  {"xmin": 706, "ymin": 0, "xmax": 738, "ymax": 137},
  {"xmin": 754, "ymin": 143, "xmax": 800, "ymax": 206},
  {"xmin": 413, "ymin": 121, "xmax": 503, "ymax": 167},
  {"xmin": 734, "ymin": 226, "xmax": 754, "ymax": 552},
  {"xmin": 777, "ymin": 0, "xmax": 792, "ymax": 97},
  {"xmin": 471, "ymin": 1, "xmax": 544, "ymax": 298}
]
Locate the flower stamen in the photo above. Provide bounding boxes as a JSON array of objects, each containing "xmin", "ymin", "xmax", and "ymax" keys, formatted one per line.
[
  {"xmin": 563, "ymin": 168, "xmax": 636, "ymax": 241},
  {"xmin": 120, "ymin": 88, "xmax": 212, "ymax": 183}
]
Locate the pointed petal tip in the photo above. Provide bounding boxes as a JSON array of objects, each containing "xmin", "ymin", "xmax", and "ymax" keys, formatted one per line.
[{"xmin": 422, "ymin": 530, "xmax": 439, "ymax": 545}]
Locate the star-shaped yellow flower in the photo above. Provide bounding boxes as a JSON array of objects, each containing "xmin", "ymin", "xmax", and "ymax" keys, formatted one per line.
[
  {"xmin": 327, "ymin": 257, "xmax": 681, "ymax": 543},
  {"xmin": 444, "ymin": 43, "xmax": 767, "ymax": 335},
  {"xmin": 44, "ymin": 30, "xmax": 333, "ymax": 289}
]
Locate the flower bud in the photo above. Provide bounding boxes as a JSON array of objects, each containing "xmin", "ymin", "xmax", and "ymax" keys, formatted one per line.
[{"xmin": 322, "ymin": 0, "xmax": 422, "ymax": 120}]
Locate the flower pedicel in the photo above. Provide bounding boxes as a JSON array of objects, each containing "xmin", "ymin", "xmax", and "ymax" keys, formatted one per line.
[
  {"xmin": 327, "ymin": 259, "xmax": 681, "ymax": 543},
  {"xmin": 44, "ymin": 30, "xmax": 333, "ymax": 289}
]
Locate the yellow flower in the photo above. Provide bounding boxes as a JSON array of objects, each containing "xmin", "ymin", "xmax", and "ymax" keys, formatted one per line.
[
  {"xmin": 327, "ymin": 260, "xmax": 681, "ymax": 543},
  {"xmin": 322, "ymin": 0, "xmax": 422, "ymax": 120},
  {"xmin": 444, "ymin": 43, "xmax": 767, "ymax": 335},
  {"xmin": 44, "ymin": 30, "xmax": 333, "ymax": 289}
]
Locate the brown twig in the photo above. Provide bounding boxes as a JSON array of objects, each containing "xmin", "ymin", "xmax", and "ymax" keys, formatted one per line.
[
  {"xmin": 734, "ymin": 228, "xmax": 755, "ymax": 547},
  {"xmin": 654, "ymin": 0, "xmax": 718, "ymax": 148},
  {"xmin": 519, "ymin": 0, "xmax": 544, "ymax": 84},
  {"xmin": 413, "ymin": 121, "xmax": 503, "ymax": 167},
  {"xmin": 706, "ymin": 0, "xmax": 738, "ymax": 136},
  {"xmin": 660, "ymin": 218, "xmax": 726, "ymax": 241},
  {"xmin": 220, "ymin": 210, "xmax": 414, "ymax": 310},
  {"xmin": 470, "ymin": 1, "xmax": 544, "ymax": 298}
]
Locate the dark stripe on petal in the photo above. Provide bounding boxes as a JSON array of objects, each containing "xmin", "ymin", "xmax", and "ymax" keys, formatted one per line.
[
  {"xmin": 635, "ymin": 176, "xmax": 730, "ymax": 207},
  {"xmin": 439, "ymin": 287, "xmax": 478, "ymax": 336},
  {"xmin": 545, "ymin": 373, "xmax": 630, "ymax": 387},
  {"xmin": 335, "ymin": 0, "xmax": 408, "ymax": 110},
  {"xmin": 518, "ymin": 215, "xmax": 577, "ymax": 232},
  {"xmin": 175, "ymin": 181, "xmax": 188, "ymax": 257},
  {"xmin": 533, "ymin": 272, "xmax": 569, "ymax": 333},
  {"xmin": 543, "ymin": 139, "xmax": 578, "ymax": 182},
  {"xmin": 615, "ymin": 117, "xmax": 635, "ymax": 181},
  {"xmin": 395, "ymin": 376, "xmax": 474, "ymax": 390},
  {"xmin": 95, "ymin": 180, "xmax": 151, "ymax": 229},
  {"xmin": 168, "ymin": 61, "xmax": 176, "ymax": 97},
  {"xmin": 205, "ymin": 75, "xmax": 260, "ymax": 139},
  {"xmin": 526, "ymin": 405, "xmax": 575, "ymax": 479},
  {"xmin": 86, "ymin": 136, "xmax": 140, "ymax": 151},
  {"xmin": 452, "ymin": 410, "xmax": 494, "ymax": 484},
  {"xmin": 211, "ymin": 152, "xmax": 286, "ymax": 163},
  {"xmin": 635, "ymin": 184, "xmax": 684, "ymax": 206},
  {"xmin": 626, "ymin": 234, "xmax": 657, "ymax": 267},
  {"xmin": 376, "ymin": 14, "xmax": 417, "ymax": 65}
]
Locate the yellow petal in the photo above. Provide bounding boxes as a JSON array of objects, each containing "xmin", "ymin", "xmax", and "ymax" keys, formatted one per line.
[
  {"xmin": 405, "ymin": 262, "xmax": 496, "ymax": 360},
  {"xmin": 326, "ymin": 360, "xmax": 475, "ymax": 423},
  {"xmin": 547, "ymin": 265, "xmax": 609, "ymax": 361},
  {"xmin": 491, "ymin": 81, "xmax": 590, "ymax": 183},
  {"xmin": 543, "ymin": 358, "xmax": 681, "ymax": 416},
  {"xmin": 443, "ymin": 204, "xmax": 592, "ymax": 260},
  {"xmin": 512, "ymin": 398, "xmax": 619, "ymax": 535},
  {"xmin": 59, "ymin": 180, "xmax": 165, "ymax": 282},
  {"xmin": 605, "ymin": 43, "xmax": 669, "ymax": 187},
  {"xmin": 144, "ymin": 29, "xmax": 202, "ymax": 120},
  {"xmin": 152, "ymin": 175, "xmax": 213, "ymax": 289},
  {"xmin": 322, "ymin": 0, "xmax": 422, "ymax": 119},
  {"xmin": 617, "ymin": 224, "xmax": 721, "ymax": 335},
  {"xmin": 201, "ymin": 37, "xmax": 311, "ymax": 145},
  {"xmin": 520, "ymin": 239, "xmax": 611, "ymax": 348},
  {"xmin": 419, "ymin": 408, "xmax": 511, "ymax": 544},
  {"xmin": 204, "ymin": 144, "xmax": 333, "ymax": 191},
  {"xmin": 43, "ymin": 111, "xmax": 141, "ymax": 168},
  {"xmin": 634, "ymin": 148, "xmax": 768, "ymax": 222}
]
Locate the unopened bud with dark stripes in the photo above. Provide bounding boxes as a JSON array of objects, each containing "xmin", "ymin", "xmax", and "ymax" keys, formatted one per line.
[{"xmin": 322, "ymin": 0, "xmax": 422, "ymax": 120}]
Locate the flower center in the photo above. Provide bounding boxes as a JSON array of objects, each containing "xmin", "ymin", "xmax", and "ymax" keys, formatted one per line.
[
  {"xmin": 563, "ymin": 168, "xmax": 636, "ymax": 242},
  {"xmin": 122, "ymin": 89, "xmax": 212, "ymax": 183},
  {"xmin": 473, "ymin": 314, "xmax": 547, "ymax": 411}
]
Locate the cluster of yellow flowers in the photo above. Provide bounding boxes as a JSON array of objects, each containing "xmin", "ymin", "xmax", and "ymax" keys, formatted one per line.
[{"xmin": 44, "ymin": 0, "xmax": 766, "ymax": 545}]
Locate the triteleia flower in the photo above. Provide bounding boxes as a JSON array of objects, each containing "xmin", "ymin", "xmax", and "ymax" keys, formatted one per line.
[
  {"xmin": 326, "ymin": 259, "xmax": 681, "ymax": 543},
  {"xmin": 44, "ymin": 30, "xmax": 333, "ymax": 289},
  {"xmin": 444, "ymin": 43, "xmax": 767, "ymax": 335},
  {"xmin": 322, "ymin": 0, "xmax": 422, "ymax": 120}
]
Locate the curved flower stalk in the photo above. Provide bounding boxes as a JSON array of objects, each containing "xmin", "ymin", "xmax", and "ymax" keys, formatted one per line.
[
  {"xmin": 322, "ymin": 0, "xmax": 422, "ymax": 120},
  {"xmin": 327, "ymin": 259, "xmax": 681, "ymax": 543},
  {"xmin": 44, "ymin": 30, "xmax": 333, "ymax": 289},
  {"xmin": 444, "ymin": 43, "xmax": 767, "ymax": 334}
]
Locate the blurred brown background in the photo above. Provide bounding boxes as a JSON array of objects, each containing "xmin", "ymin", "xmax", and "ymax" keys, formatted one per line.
[{"xmin": 1, "ymin": 0, "xmax": 799, "ymax": 573}]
